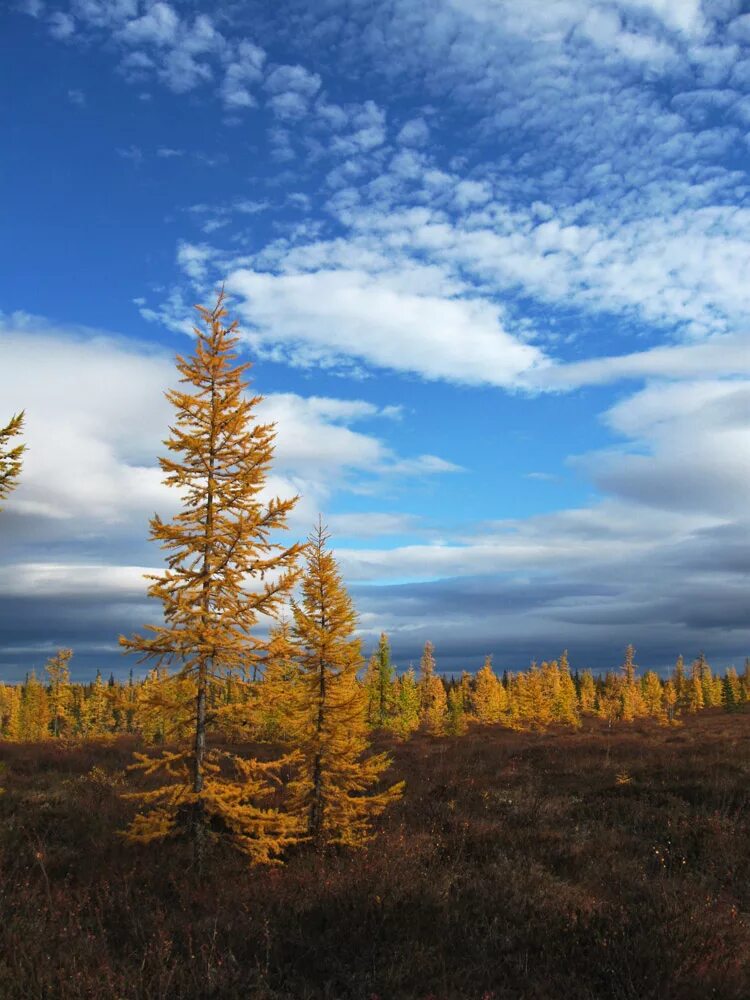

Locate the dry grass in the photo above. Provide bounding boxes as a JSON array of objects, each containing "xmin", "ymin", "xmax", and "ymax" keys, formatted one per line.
[{"xmin": 1, "ymin": 711, "xmax": 750, "ymax": 999}]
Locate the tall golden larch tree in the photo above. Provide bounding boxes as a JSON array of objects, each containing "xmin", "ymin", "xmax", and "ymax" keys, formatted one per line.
[
  {"xmin": 289, "ymin": 522, "xmax": 403, "ymax": 848},
  {"xmin": 120, "ymin": 290, "xmax": 304, "ymax": 862}
]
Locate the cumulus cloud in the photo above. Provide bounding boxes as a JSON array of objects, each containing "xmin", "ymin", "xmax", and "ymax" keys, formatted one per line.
[
  {"xmin": 396, "ymin": 117, "xmax": 430, "ymax": 146},
  {"xmin": 582, "ymin": 380, "xmax": 750, "ymax": 518},
  {"xmin": 224, "ymin": 266, "xmax": 544, "ymax": 386},
  {"xmin": 220, "ymin": 39, "xmax": 265, "ymax": 109}
]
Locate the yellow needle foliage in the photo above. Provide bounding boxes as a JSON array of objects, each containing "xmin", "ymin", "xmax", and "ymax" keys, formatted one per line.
[
  {"xmin": 45, "ymin": 649, "xmax": 73, "ymax": 738},
  {"xmin": 289, "ymin": 522, "xmax": 404, "ymax": 848},
  {"xmin": 471, "ymin": 655, "xmax": 507, "ymax": 724},
  {"xmin": 0, "ymin": 411, "xmax": 25, "ymax": 509},
  {"xmin": 119, "ymin": 290, "xmax": 303, "ymax": 860},
  {"xmin": 418, "ymin": 640, "xmax": 448, "ymax": 734}
]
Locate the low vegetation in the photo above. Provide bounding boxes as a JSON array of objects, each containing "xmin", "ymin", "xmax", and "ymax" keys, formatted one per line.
[{"xmin": 2, "ymin": 711, "xmax": 750, "ymax": 999}]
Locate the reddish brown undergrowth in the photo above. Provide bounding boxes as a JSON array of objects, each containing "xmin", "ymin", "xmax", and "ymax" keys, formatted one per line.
[{"xmin": 2, "ymin": 712, "xmax": 750, "ymax": 999}]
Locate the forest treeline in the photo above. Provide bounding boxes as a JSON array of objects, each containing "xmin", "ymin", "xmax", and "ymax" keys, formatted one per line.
[
  {"xmin": 0, "ymin": 640, "xmax": 747, "ymax": 747},
  {"xmin": 1, "ymin": 292, "xmax": 747, "ymax": 866}
]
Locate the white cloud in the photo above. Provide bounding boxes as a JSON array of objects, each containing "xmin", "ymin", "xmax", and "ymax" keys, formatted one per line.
[
  {"xmin": 531, "ymin": 333, "xmax": 750, "ymax": 388},
  {"xmin": 48, "ymin": 10, "xmax": 75, "ymax": 38},
  {"xmin": 116, "ymin": 2, "xmax": 178, "ymax": 47},
  {"xmin": 327, "ymin": 512, "xmax": 422, "ymax": 538},
  {"xmin": 225, "ymin": 266, "xmax": 544, "ymax": 386},
  {"xmin": 0, "ymin": 316, "xmax": 456, "ymax": 533},
  {"xmin": 264, "ymin": 63, "xmax": 321, "ymax": 119},
  {"xmin": 0, "ymin": 563, "xmax": 152, "ymax": 597},
  {"xmin": 264, "ymin": 64, "xmax": 321, "ymax": 97},
  {"xmin": 583, "ymin": 380, "xmax": 750, "ymax": 517},
  {"xmin": 116, "ymin": 143, "xmax": 143, "ymax": 165},
  {"xmin": 220, "ymin": 39, "xmax": 265, "ymax": 108},
  {"xmin": 619, "ymin": 0, "xmax": 705, "ymax": 36},
  {"xmin": 396, "ymin": 117, "xmax": 430, "ymax": 146}
]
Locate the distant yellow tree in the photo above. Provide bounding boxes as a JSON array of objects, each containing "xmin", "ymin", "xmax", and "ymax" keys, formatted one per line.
[
  {"xmin": 525, "ymin": 663, "xmax": 553, "ymax": 728},
  {"xmin": 446, "ymin": 685, "xmax": 467, "ymax": 735},
  {"xmin": 289, "ymin": 523, "xmax": 403, "ymax": 848},
  {"xmin": 45, "ymin": 649, "xmax": 73, "ymax": 738},
  {"xmin": 0, "ymin": 684, "xmax": 22, "ymax": 740},
  {"xmin": 620, "ymin": 645, "xmax": 645, "ymax": 721},
  {"xmin": 136, "ymin": 667, "xmax": 195, "ymax": 744},
  {"xmin": 19, "ymin": 671, "xmax": 50, "ymax": 740},
  {"xmin": 418, "ymin": 640, "xmax": 448, "ymax": 733},
  {"xmin": 686, "ymin": 657, "xmax": 705, "ymax": 712},
  {"xmin": 551, "ymin": 652, "xmax": 580, "ymax": 726},
  {"xmin": 662, "ymin": 677, "xmax": 678, "ymax": 724},
  {"xmin": 741, "ymin": 659, "xmax": 750, "ymax": 704},
  {"xmin": 472, "ymin": 656, "xmax": 506, "ymax": 723},
  {"xmin": 640, "ymin": 671, "xmax": 663, "ymax": 717},
  {"xmin": 598, "ymin": 672, "xmax": 622, "ymax": 727},
  {"xmin": 84, "ymin": 670, "xmax": 111, "ymax": 736},
  {"xmin": 0, "ymin": 411, "xmax": 26, "ymax": 509},
  {"xmin": 578, "ymin": 670, "xmax": 597, "ymax": 713},
  {"xmin": 672, "ymin": 655, "xmax": 686, "ymax": 708},
  {"xmin": 120, "ymin": 290, "xmax": 303, "ymax": 862}
]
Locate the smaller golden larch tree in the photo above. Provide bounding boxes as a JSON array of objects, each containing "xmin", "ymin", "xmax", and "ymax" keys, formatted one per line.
[{"xmin": 289, "ymin": 522, "xmax": 403, "ymax": 848}]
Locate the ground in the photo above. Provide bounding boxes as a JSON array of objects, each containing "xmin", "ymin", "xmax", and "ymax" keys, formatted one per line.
[{"xmin": 1, "ymin": 712, "xmax": 749, "ymax": 999}]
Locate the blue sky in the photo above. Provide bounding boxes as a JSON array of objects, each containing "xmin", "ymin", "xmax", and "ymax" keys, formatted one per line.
[{"xmin": 1, "ymin": 0, "xmax": 749, "ymax": 679}]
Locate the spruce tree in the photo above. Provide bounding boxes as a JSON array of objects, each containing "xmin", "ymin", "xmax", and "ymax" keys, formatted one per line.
[
  {"xmin": 120, "ymin": 291, "xmax": 303, "ymax": 862},
  {"xmin": 392, "ymin": 667, "xmax": 421, "ymax": 738},
  {"xmin": 289, "ymin": 522, "xmax": 403, "ymax": 847},
  {"xmin": 722, "ymin": 673, "xmax": 739, "ymax": 712},
  {"xmin": 446, "ymin": 686, "xmax": 466, "ymax": 735},
  {"xmin": 365, "ymin": 632, "xmax": 396, "ymax": 728}
]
